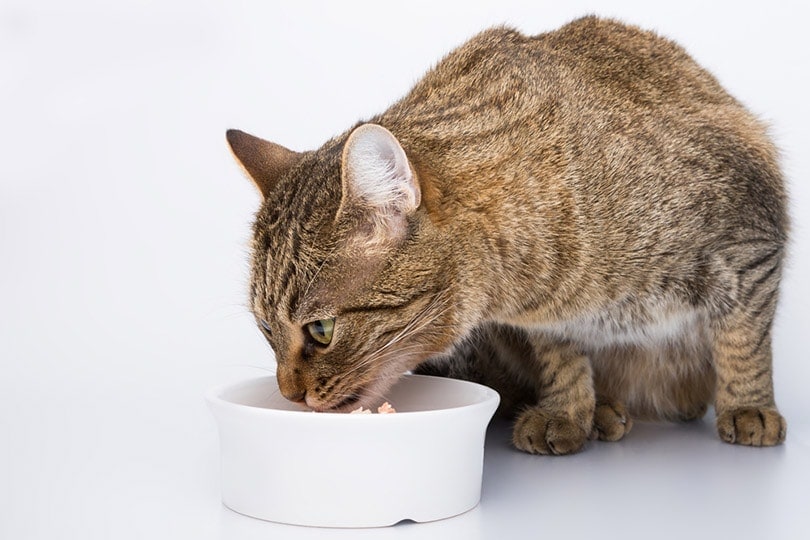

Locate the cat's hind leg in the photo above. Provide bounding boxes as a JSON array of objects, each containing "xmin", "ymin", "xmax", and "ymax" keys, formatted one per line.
[
  {"xmin": 589, "ymin": 348, "xmax": 634, "ymax": 442},
  {"xmin": 711, "ymin": 302, "xmax": 786, "ymax": 444},
  {"xmin": 589, "ymin": 341, "xmax": 714, "ymax": 440},
  {"xmin": 590, "ymin": 399, "xmax": 633, "ymax": 442},
  {"xmin": 709, "ymin": 242, "xmax": 787, "ymax": 446}
]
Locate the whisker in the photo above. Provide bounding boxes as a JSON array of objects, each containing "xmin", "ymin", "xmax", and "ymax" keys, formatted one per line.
[
  {"xmin": 375, "ymin": 302, "xmax": 452, "ymax": 360},
  {"xmin": 372, "ymin": 292, "xmax": 452, "ymax": 355},
  {"xmin": 226, "ymin": 363, "xmax": 278, "ymax": 374},
  {"xmin": 315, "ymin": 287, "xmax": 458, "ymax": 409},
  {"xmin": 301, "ymin": 243, "xmax": 341, "ymax": 302}
]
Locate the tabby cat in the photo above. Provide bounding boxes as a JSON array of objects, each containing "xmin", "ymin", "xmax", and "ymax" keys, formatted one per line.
[{"xmin": 227, "ymin": 16, "xmax": 787, "ymax": 454}]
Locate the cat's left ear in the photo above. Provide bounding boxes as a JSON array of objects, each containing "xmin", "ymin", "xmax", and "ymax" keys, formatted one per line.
[
  {"xmin": 226, "ymin": 129, "xmax": 302, "ymax": 198},
  {"xmin": 339, "ymin": 124, "xmax": 421, "ymax": 243}
]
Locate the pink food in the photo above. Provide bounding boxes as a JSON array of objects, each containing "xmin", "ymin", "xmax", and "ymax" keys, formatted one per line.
[
  {"xmin": 349, "ymin": 402, "xmax": 397, "ymax": 414},
  {"xmin": 377, "ymin": 402, "xmax": 396, "ymax": 414}
]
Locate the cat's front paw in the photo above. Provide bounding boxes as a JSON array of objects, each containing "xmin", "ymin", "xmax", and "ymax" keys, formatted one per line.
[
  {"xmin": 590, "ymin": 401, "xmax": 633, "ymax": 442},
  {"xmin": 513, "ymin": 407, "xmax": 588, "ymax": 455},
  {"xmin": 716, "ymin": 407, "xmax": 786, "ymax": 446}
]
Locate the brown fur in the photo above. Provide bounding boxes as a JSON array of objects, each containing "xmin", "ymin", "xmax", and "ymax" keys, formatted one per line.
[{"xmin": 228, "ymin": 17, "xmax": 787, "ymax": 454}]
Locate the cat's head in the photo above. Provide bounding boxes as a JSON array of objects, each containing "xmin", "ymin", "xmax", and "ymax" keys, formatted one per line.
[{"xmin": 227, "ymin": 124, "xmax": 464, "ymax": 411}]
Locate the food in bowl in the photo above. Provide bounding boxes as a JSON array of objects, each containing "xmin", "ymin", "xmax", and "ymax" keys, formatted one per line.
[{"xmin": 350, "ymin": 402, "xmax": 397, "ymax": 414}]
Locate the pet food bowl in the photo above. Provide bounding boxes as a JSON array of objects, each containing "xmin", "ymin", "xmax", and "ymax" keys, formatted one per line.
[{"xmin": 207, "ymin": 374, "xmax": 500, "ymax": 528}]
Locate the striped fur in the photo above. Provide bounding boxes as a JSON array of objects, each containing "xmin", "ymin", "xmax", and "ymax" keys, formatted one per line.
[{"xmin": 229, "ymin": 16, "xmax": 788, "ymax": 453}]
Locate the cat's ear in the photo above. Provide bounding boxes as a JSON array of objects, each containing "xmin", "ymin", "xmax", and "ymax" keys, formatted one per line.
[
  {"xmin": 226, "ymin": 129, "xmax": 301, "ymax": 198},
  {"xmin": 340, "ymin": 124, "xmax": 420, "ymax": 242}
]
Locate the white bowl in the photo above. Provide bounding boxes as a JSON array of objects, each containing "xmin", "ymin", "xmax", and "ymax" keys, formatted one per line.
[{"xmin": 207, "ymin": 374, "xmax": 500, "ymax": 528}]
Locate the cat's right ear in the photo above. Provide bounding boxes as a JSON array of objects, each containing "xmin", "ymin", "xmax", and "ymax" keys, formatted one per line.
[
  {"xmin": 339, "ymin": 124, "xmax": 421, "ymax": 245},
  {"xmin": 226, "ymin": 129, "xmax": 301, "ymax": 198}
]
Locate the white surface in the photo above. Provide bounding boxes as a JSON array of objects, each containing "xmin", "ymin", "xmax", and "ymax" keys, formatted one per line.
[
  {"xmin": 208, "ymin": 375, "xmax": 498, "ymax": 527},
  {"xmin": 2, "ymin": 1, "xmax": 809, "ymax": 539}
]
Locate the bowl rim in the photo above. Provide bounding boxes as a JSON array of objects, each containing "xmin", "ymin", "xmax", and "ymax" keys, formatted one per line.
[{"xmin": 206, "ymin": 373, "xmax": 500, "ymax": 420}]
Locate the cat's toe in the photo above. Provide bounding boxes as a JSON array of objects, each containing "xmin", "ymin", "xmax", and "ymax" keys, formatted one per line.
[
  {"xmin": 513, "ymin": 407, "xmax": 588, "ymax": 455},
  {"xmin": 716, "ymin": 407, "xmax": 786, "ymax": 446},
  {"xmin": 590, "ymin": 401, "xmax": 633, "ymax": 442}
]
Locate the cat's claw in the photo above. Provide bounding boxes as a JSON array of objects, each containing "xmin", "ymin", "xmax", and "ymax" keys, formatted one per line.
[
  {"xmin": 716, "ymin": 407, "xmax": 786, "ymax": 446},
  {"xmin": 513, "ymin": 407, "xmax": 588, "ymax": 455}
]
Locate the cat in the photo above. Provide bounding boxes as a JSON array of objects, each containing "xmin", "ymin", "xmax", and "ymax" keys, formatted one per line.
[{"xmin": 227, "ymin": 16, "xmax": 787, "ymax": 454}]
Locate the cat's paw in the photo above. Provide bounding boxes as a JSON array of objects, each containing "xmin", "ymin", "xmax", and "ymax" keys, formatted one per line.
[
  {"xmin": 590, "ymin": 401, "xmax": 633, "ymax": 442},
  {"xmin": 716, "ymin": 407, "xmax": 786, "ymax": 446},
  {"xmin": 513, "ymin": 407, "xmax": 588, "ymax": 455}
]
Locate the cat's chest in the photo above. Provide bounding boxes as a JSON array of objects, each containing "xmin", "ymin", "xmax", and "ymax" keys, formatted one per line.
[{"xmin": 538, "ymin": 296, "xmax": 705, "ymax": 349}]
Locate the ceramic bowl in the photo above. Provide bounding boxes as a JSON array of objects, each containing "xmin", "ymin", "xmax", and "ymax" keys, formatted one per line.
[{"xmin": 207, "ymin": 374, "xmax": 500, "ymax": 528}]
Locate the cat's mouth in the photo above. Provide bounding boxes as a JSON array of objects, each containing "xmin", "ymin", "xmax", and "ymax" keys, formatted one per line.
[
  {"xmin": 310, "ymin": 360, "xmax": 414, "ymax": 412},
  {"xmin": 333, "ymin": 392, "xmax": 363, "ymax": 410},
  {"xmin": 307, "ymin": 387, "xmax": 367, "ymax": 412}
]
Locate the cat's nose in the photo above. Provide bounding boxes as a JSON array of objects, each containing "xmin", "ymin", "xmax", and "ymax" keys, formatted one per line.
[{"xmin": 276, "ymin": 364, "xmax": 308, "ymax": 403}]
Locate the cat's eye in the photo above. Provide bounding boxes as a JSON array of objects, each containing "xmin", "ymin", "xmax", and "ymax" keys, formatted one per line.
[
  {"xmin": 259, "ymin": 319, "xmax": 271, "ymax": 334},
  {"xmin": 306, "ymin": 318, "xmax": 335, "ymax": 346}
]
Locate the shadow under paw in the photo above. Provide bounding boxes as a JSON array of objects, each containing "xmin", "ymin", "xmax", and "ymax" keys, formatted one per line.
[{"xmin": 513, "ymin": 407, "xmax": 588, "ymax": 455}]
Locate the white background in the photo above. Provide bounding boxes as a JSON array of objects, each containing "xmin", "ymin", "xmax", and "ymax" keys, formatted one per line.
[{"xmin": 2, "ymin": 1, "xmax": 809, "ymax": 539}]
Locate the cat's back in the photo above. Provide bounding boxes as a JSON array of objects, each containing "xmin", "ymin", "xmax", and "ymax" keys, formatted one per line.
[
  {"xmin": 537, "ymin": 16, "xmax": 735, "ymax": 107},
  {"xmin": 381, "ymin": 17, "xmax": 784, "ymax": 238},
  {"xmin": 382, "ymin": 17, "xmax": 759, "ymax": 188},
  {"xmin": 386, "ymin": 16, "xmax": 733, "ymax": 130}
]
